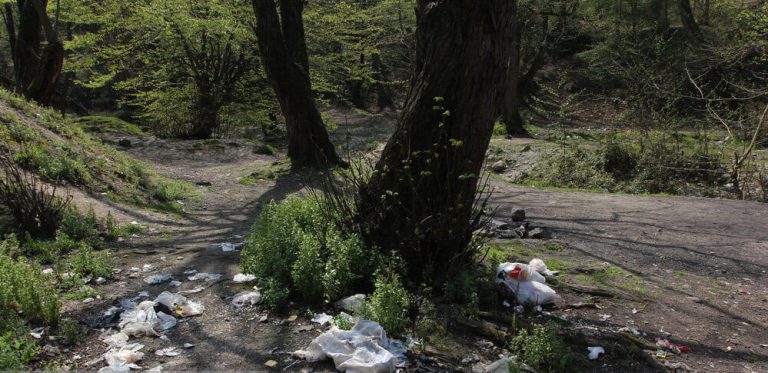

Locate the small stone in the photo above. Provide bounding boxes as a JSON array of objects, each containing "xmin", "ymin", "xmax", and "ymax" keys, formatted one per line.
[
  {"xmin": 511, "ymin": 208, "xmax": 526, "ymax": 222},
  {"xmin": 287, "ymin": 315, "xmax": 298, "ymax": 322},
  {"xmin": 259, "ymin": 315, "xmax": 269, "ymax": 323},
  {"xmin": 264, "ymin": 360, "xmax": 278, "ymax": 368},
  {"xmin": 491, "ymin": 160, "xmax": 507, "ymax": 173},
  {"xmin": 183, "ymin": 343, "xmax": 195, "ymax": 349},
  {"xmin": 527, "ymin": 227, "xmax": 548, "ymax": 239}
]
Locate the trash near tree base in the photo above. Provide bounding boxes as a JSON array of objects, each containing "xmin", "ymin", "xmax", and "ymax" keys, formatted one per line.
[
  {"xmin": 496, "ymin": 259, "xmax": 558, "ymax": 305},
  {"xmin": 231, "ymin": 290, "xmax": 261, "ymax": 307},
  {"xmin": 294, "ymin": 320, "xmax": 407, "ymax": 373}
]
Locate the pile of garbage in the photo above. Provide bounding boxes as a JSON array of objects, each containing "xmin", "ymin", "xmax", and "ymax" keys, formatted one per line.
[
  {"xmin": 95, "ymin": 291, "xmax": 204, "ymax": 372},
  {"xmin": 496, "ymin": 258, "xmax": 558, "ymax": 305},
  {"xmin": 475, "ymin": 209, "xmax": 549, "ymax": 239},
  {"xmin": 294, "ymin": 320, "xmax": 408, "ymax": 373}
]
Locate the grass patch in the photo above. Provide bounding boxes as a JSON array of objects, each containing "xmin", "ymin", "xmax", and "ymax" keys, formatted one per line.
[
  {"xmin": 74, "ymin": 115, "xmax": 146, "ymax": 136},
  {"xmin": 574, "ymin": 264, "xmax": 648, "ymax": 295}
]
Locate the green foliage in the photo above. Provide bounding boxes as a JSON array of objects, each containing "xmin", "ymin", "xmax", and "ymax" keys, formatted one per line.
[
  {"xmin": 69, "ymin": 246, "xmax": 113, "ymax": 279},
  {"xmin": 333, "ymin": 312, "xmax": 354, "ymax": 330},
  {"xmin": 0, "ymin": 331, "xmax": 39, "ymax": 371},
  {"xmin": 527, "ymin": 148, "xmax": 617, "ymax": 191},
  {"xmin": 241, "ymin": 195, "xmax": 371, "ymax": 308},
  {"xmin": 58, "ymin": 319, "xmax": 88, "ymax": 346},
  {"xmin": 362, "ymin": 272, "xmax": 411, "ymax": 337},
  {"xmin": 0, "ymin": 244, "xmax": 60, "ymax": 329},
  {"xmin": 510, "ymin": 324, "xmax": 573, "ymax": 373},
  {"xmin": 58, "ymin": 206, "xmax": 100, "ymax": 243},
  {"xmin": 74, "ymin": 116, "xmax": 147, "ymax": 136}
]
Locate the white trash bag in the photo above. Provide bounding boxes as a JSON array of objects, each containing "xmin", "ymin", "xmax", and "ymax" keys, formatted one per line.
[
  {"xmin": 496, "ymin": 261, "xmax": 557, "ymax": 305},
  {"xmin": 294, "ymin": 320, "xmax": 398, "ymax": 373}
]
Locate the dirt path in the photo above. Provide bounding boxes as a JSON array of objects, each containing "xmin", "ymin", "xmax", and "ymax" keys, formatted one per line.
[
  {"xmin": 492, "ymin": 185, "xmax": 768, "ymax": 372},
  {"xmin": 67, "ymin": 118, "xmax": 767, "ymax": 372}
]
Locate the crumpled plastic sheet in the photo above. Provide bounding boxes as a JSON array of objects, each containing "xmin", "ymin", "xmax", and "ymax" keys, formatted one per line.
[
  {"xmin": 311, "ymin": 313, "xmax": 334, "ymax": 326},
  {"xmin": 99, "ymin": 343, "xmax": 145, "ymax": 373},
  {"xmin": 294, "ymin": 320, "xmax": 406, "ymax": 373},
  {"xmin": 119, "ymin": 301, "xmax": 161, "ymax": 337},
  {"xmin": 496, "ymin": 260, "xmax": 557, "ymax": 305},
  {"xmin": 231, "ymin": 291, "xmax": 261, "ymax": 307},
  {"xmin": 187, "ymin": 272, "xmax": 222, "ymax": 282},
  {"xmin": 144, "ymin": 274, "xmax": 172, "ymax": 285},
  {"xmin": 155, "ymin": 291, "xmax": 204, "ymax": 317},
  {"xmin": 232, "ymin": 273, "xmax": 256, "ymax": 283}
]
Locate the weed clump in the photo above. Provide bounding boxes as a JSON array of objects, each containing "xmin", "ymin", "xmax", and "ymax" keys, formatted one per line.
[
  {"xmin": 510, "ymin": 324, "xmax": 575, "ymax": 372},
  {"xmin": 241, "ymin": 195, "xmax": 371, "ymax": 308}
]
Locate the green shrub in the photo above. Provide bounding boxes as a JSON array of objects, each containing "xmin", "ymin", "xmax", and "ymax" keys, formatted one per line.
[
  {"xmin": 69, "ymin": 246, "xmax": 112, "ymax": 278},
  {"xmin": 58, "ymin": 319, "xmax": 88, "ymax": 346},
  {"xmin": 58, "ymin": 206, "xmax": 100, "ymax": 242},
  {"xmin": 510, "ymin": 324, "xmax": 573, "ymax": 372},
  {"xmin": 0, "ymin": 331, "xmax": 39, "ymax": 370},
  {"xmin": 363, "ymin": 272, "xmax": 411, "ymax": 337},
  {"xmin": 241, "ymin": 195, "xmax": 370, "ymax": 307},
  {"xmin": 152, "ymin": 180, "xmax": 196, "ymax": 203},
  {"xmin": 0, "ymin": 247, "xmax": 60, "ymax": 329},
  {"xmin": 527, "ymin": 148, "xmax": 616, "ymax": 191}
]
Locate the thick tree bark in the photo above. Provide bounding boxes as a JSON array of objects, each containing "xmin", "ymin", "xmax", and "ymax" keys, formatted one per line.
[
  {"xmin": 677, "ymin": 0, "xmax": 701, "ymax": 42},
  {"xmin": 500, "ymin": 0, "xmax": 527, "ymax": 136},
  {"xmin": 253, "ymin": 0, "xmax": 343, "ymax": 167},
  {"xmin": 357, "ymin": 0, "xmax": 517, "ymax": 286},
  {"xmin": 190, "ymin": 91, "xmax": 220, "ymax": 139},
  {"xmin": 3, "ymin": 0, "xmax": 63, "ymax": 105}
]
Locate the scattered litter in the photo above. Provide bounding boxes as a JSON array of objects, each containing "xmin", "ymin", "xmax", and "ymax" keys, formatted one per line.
[
  {"xmin": 233, "ymin": 273, "xmax": 257, "ymax": 283},
  {"xmin": 179, "ymin": 286, "xmax": 205, "ymax": 294},
  {"xmin": 183, "ymin": 269, "xmax": 197, "ymax": 275},
  {"xmin": 176, "ymin": 299, "xmax": 204, "ymax": 317},
  {"xmin": 496, "ymin": 261, "xmax": 557, "ymax": 305},
  {"xmin": 599, "ymin": 314, "xmax": 612, "ymax": 321},
  {"xmin": 120, "ymin": 301, "xmax": 162, "ymax": 337},
  {"xmin": 726, "ymin": 346, "xmax": 733, "ymax": 352},
  {"xmin": 528, "ymin": 258, "xmax": 558, "ymax": 276},
  {"xmin": 102, "ymin": 345, "xmax": 144, "ymax": 372},
  {"xmin": 184, "ymin": 343, "xmax": 195, "ymax": 349},
  {"xmin": 336, "ymin": 294, "xmax": 366, "ymax": 313},
  {"xmin": 144, "ymin": 274, "xmax": 172, "ymax": 285},
  {"xmin": 311, "ymin": 313, "xmax": 334, "ymax": 326},
  {"xmin": 131, "ymin": 221, "xmax": 139, "ymax": 225},
  {"xmin": 631, "ymin": 308, "xmax": 638, "ymax": 314},
  {"xmin": 587, "ymin": 346, "xmax": 605, "ymax": 360},
  {"xmin": 30, "ymin": 327, "xmax": 44, "ymax": 339},
  {"xmin": 160, "ymin": 256, "xmax": 167, "ymax": 261},
  {"xmin": 142, "ymin": 264, "xmax": 154, "ymax": 272},
  {"xmin": 157, "ymin": 312, "xmax": 177, "ymax": 330},
  {"xmin": 42, "ymin": 268, "xmax": 54, "ymax": 275},
  {"xmin": 761, "ymin": 344, "xmax": 768, "ymax": 348},
  {"xmin": 83, "ymin": 297, "xmax": 96, "ymax": 304},
  {"xmin": 61, "ymin": 272, "xmax": 74, "ymax": 280},
  {"xmin": 212, "ymin": 242, "xmax": 244, "ymax": 252},
  {"xmin": 618, "ymin": 326, "xmax": 641, "ymax": 336},
  {"xmin": 264, "ymin": 360, "xmax": 278, "ymax": 368},
  {"xmin": 155, "ymin": 347, "xmax": 181, "ymax": 357},
  {"xmin": 147, "ymin": 366, "xmax": 163, "ymax": 372},
  {"xmin": 655, "ymin": 338, "xmax": 687, "ymax": 354},
  {"xmin": 138, "ymin": 291, "xmax": 150, "ymax": 298},
  {"xmin": 294, "ymin": 320, "xmax": 404, "ymax": 373},
  {"xmin": 96, "ymin": 277, "xmax": 107, "ymax": 285},
  {"xmin": 159, "ymin": 335, "xmax": 170, "ymax": 342},
  {"xmin": 187, "ymin": 272, "xmax": 222, "ymax": 282},
  {"xmin": 655, "ymin": 349, "xmax": 668, "ymax": 359},
  {"xmin": 232, "ymin": 291, "xmax": 262, "ymax": 307},
  {"xmin": 102, "ymin": 332, "xmax": 129, "ymax": 349},
  {"xmin": 169, "ymin": 280, "xmax": 182, "ymax": 287},
  {"xmin": 154, "ymin": 291, "xmax": 204, "ymax": 317},
  {"xmin": 483, "ymin": 355, "xmax": 527, "ymax": 373},
  {"xmin": 260, "ymin": 315, "xmax": 269, "ymax": 323},
  {"xmin": 130, "ymin": 267, "xmax": 140, "ymax": 272}
]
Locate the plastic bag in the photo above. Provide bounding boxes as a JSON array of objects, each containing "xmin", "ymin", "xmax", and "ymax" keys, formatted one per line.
[
  {"xmin": 496, "ymin": 262, "xmax": 557, "ymax": 305},
  {"xmin": 143, "ymin": 274, "xmax": 172, "ymax": 285},
  {"xmin": 294, "ymin": 320, "xmax": 398, "ymax": 373},
  {"xmin": 176, "ymin": 299, "xmax": 204, "ymax": 317},
  {"xmin": 232, "ymin": 273, "xmax": 256, "ymax": 283},
  {"xmin": 232, "ymin": 291, "xmax": 261, "ymax": 307},
  {"xmin": 187, "ymin": 273, "xmax": 222, "ymax": 282}
]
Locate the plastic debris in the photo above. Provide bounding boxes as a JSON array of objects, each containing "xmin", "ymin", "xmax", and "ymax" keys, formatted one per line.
[
  {"xmin": 264, "ymin": 360, "xmax": 278, "ymax": 368},
  {"xmin": 655, "ymin": 349, "xmax": 668, "ymax": 359},
  {"xmin": 169, "ymin": 280, "xmax": 182, "ymax": 287},
  {"xmin": 157, "ymin": 312, "xmax": 177, "ymax": 330},
  {"xmin": 187, "ymin": 272, "xmax": 222, "ymax": 282},
  {"xmin": 183, "ymin": 269, "xmax": 197, "ymax": 275},
  {"xmin": 183, "ymin": 343, "xmax": 195, "ymax": 349},
  {"xmin": 496, "ymin": 262, "xmax": 557, "ymax": 305},
  {"xmin": 294, "ymin": 320, "xmax": 404, "ymax": 373},
  {"xmin": 179, "ymin": 286, "xmax": 205, "ymax": 294},
  {"xmin": 142, "ymin": 264, "xmax": 154, "ymax": 272},
  {"xmin": 233, "ymin": 273, "xmax": 257, "ymax": 283},
  {"xmin": 101, "ymin": 344, "xmax": 144, "ymax": 373},
  {"xmin": 587, "ymin": 346, "xmax": 605, "ymax": 360},
  {"xmin": 96, "ymin": 277, "xmax": 107, "ymax": 285},
  {"xmin": 42, "ymin": 268, "xmax": 54, "ymax": 275},
  {"xmin": 138, "ymin": 291, "xmax": 150, "ymax": 298},
  {"xmin": 119, "ymin": 301, "xmax": 162, "ymax": 337},
  {"xmin": 30, "ymin": 327, "xmax": 44, "ymax": 339},
  {"xmin": 655, "ymin": 338, "xmax": 687, "ymax": 354},
  {"xmin": 336, "ymin": 294, "xmax": 366, "ymax": 313},
  {"xmin": 144, "ymin": 274, "xmax": 172, "ymax": 285},
  {"xmin": 528, "ymin": 258, "xmax": 558, "ymax": 276},
  {"xmin": 312, "ymin": 313, "xmax": 334, "ymax": 326},
  {"xmin": 154, "ymin": 291, "xmax": 204, "ymax": 317},
  {"xmin": 232, "ymin": 291, "xmax": 262, "ymax": 307},
  {"xmin": 176, "ymin": 299, "xmax": 204, "ymax": 317},
  {"xmin": 155, "ymin": 347, "xmax": 181, "ymax": 357}
]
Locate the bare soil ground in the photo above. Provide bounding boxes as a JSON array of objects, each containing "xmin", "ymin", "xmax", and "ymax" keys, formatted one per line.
[{"xmin": 59, "ymin": 115, "xmax": 767, "ymax": 372}]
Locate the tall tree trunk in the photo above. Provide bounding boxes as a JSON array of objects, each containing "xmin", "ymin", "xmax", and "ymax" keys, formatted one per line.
[
  {"xmin": 500, "ymin": 0, "xmax": 527, "ymax": 136},
  {"xmin": 252, "ymin": 0, "xmax": 343, "ymax": 167},
  {"xmin": 190, "ymin": 90, "xmax": 220, "ymax": 139},
  {"xmin": 677, "ymin": 0, "xmax": 701, "ymax": 42},
  {"xmin": 650, "ymin": 0, "xmax": 669, "ymax": 32},
  {"xmin": 356, "ymin": 0, "xmax": 517, "ymax": 286},
  {"xmin": 3, "ymin": 0, "xmax": 63, "ymax": 105},
  {"xmin": 371, "ymin": 53, "xmax": 394, "ymax": 111}
]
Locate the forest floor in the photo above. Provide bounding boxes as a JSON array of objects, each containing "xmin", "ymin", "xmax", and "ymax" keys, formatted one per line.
[{"xmin": 59, "ymin": 112, "xmax": 767, "ymax": 372}]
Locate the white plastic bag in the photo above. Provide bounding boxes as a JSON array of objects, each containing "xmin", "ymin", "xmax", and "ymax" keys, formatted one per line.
[
  {"xmin": 294, "ymin": 320, "xmax": 397, "ymax": 373},
  {"xmin": 231, "ymin": 291, "xmax": 261, "ymax": 307},
  {"xmin": 497, "ymin": 262, "xmax": 557, "ymax": 305}
]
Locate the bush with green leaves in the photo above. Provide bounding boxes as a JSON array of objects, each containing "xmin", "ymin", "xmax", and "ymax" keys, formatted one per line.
[
  {"xmin": 0, "ymin": 244, "xmax": 60, "ymax": 330},
  {"xmin": 527, "ymin": 148, "xmax": 617, "ymax": 191},
  {"xmin": 510, "ymin": 324, "xmax": 574, "ymax": 372},
  {"xmin": 362, "ymin": 272, "xmax": 411, "ymax": 337},
  {"xmin": 0, "ymin": 331, "xmax": 39, "ymax": 370},
  {"xmin": 241, "ymin": 195, "xmax": 371, "ymax": 308},
  {"xmin": 69, "ymin": 246, "xmax": 113, "ymax": 279}
]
